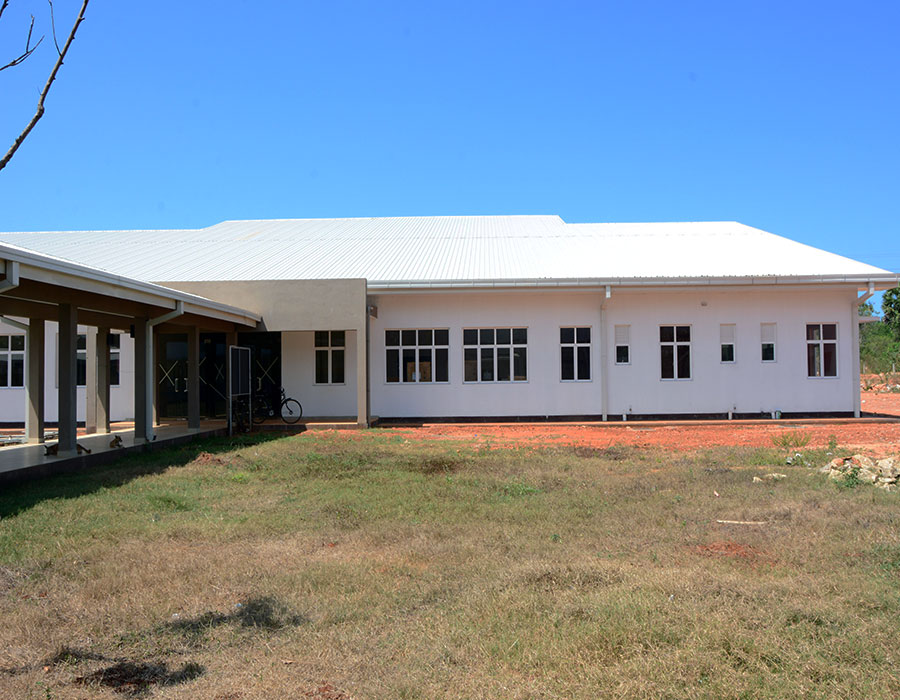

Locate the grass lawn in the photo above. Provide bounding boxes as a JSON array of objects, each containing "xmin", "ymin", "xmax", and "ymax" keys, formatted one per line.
[{"xmin": 1, "ymin": 431, "xmax": 899, "ymax": 699}]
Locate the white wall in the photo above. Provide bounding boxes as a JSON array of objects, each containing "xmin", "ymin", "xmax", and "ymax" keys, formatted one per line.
[
  {"xmin": 282, "ymin": 330, "xmax": 358, "ymax": 418},
  {"xmin": 367, "ymin": 287, "xmax": 859, "ymax": 418},
  {"xmin": 0, "ymin": 319, "xmax": 135, "ymax": 424}
]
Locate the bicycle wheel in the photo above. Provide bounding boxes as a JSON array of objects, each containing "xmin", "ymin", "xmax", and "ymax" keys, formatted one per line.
[
  {"xmin": 251, "ymin": 396, "xmax": 270, "ymax": 425},
  {"xmin": 281, "ymin": 398, "xmax": 303, "ymax": 424}
]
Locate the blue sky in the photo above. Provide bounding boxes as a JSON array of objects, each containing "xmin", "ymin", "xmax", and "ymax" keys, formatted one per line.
[{"xmin": 0, "ymin": 1, "xmax": 898, "ymax": 291}]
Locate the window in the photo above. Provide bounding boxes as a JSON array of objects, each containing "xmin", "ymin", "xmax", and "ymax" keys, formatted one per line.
[
  {"xmin": 807, "ymin": 323, "xmax": 837, "ymax": 377},
  {"xmin": 385, "ymin": 329, "xmax": 449, "ymax": 383},
  {"xmin": 73, "ymin": 333, "xmax": 121, "ymax": 387},
  {"xmin": 560, "ymin": 327, "xmax": 591, "ymax": 380},
  {"xmin": 720, "ymin": 324, "xmax": 735, "ymax": 363},
  {"xmin": 463, "ymin": 327, "xmax": 527, "ymax": 382},
  {"xmin": 660, "ymin": 325, "xmax": 691, "ymax": 380},
  {"xmin": 314, "ymin": 331, "xmax": 345, "ymax": 384},
  {"xmin": 0, "ymin": 335, "xmax": 25, "ymax": 388},
  {"xmin": 614, "ymin": 325, "xmax": 630, "ymax": 365},
  {"xmin": 761, "ymin": 323, "xmax": 776, "ymax": 362}
]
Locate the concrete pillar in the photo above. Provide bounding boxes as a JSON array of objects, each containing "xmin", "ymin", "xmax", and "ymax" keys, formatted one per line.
[
  {"xmin": 134, "ymin": 321, "xmax": 149, "ymax": 442},
  {"xmin": 84, "ymin": 328, "xmax": 98, "ymax": 434},
  {"xmin": 187, "ymin": 326, "xmax": 200, "ymax": 429},
  {"xmin": 26, "ymin": 319, "xmax": 45, "ymax": 443},
  {"xmin": 96, "ymin": 327, "xmax": 111, "ymax": 433},
  {"xmin": 356, "ymin": 325, "xmax": 368, "ymax": 427},
  {"xmin": 153, "ymin": 331, "xmax": 161, "ymax": 427},
  {"xmin": 852, "ymin": 304, "xmax": 862, "ymax": 418},
  {"xmin": 57, "ymin": 304, "xmax": 78, "ymax": 455}
]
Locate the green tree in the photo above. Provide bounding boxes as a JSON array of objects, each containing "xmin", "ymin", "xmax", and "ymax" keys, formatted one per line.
[{"xmin": 883, "ymin": 287, "xmax": 900, "ymax": 341}]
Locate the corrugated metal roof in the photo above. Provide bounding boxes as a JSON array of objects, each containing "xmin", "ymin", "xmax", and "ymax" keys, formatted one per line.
[{"xmin": 0, "ymin": 216, "xmax": 893, "ymax": 286}]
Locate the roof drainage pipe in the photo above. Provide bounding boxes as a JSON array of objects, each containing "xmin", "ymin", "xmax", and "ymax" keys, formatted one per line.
[
  {"xmin": 0, "ymin": 260, "xmax": 20, "ymax": 293},
  {"xmin": 852, "ymin": 282, "xmax": 876, "ymax": 418},
  {"xmin": 138, "ymin": 301, "xmax": 184, "ymax": 443}
]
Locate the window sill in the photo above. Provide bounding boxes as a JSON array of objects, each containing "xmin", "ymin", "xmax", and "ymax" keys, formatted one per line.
[
  {"xmin": 560, "ymin": 379, "xmax": 593, "ymax": 383},
  {"xmin": 384, "ymin": 381, "xmax": 451, "ymax": 385}
]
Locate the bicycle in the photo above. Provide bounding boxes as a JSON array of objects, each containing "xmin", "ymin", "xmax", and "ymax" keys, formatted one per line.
[{"xmin": 252, "ymin": 388, "xmax": 303, "ymax": 425}]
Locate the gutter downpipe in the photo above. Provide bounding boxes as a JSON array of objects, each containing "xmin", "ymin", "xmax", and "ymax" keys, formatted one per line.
[
  {"xmin": 852, "ymin": 282, "xmax": 876, "ymax": 418},
  {"xmin": 140, "ymin": 301, "xmax": 184, "ymax": 442},
  {"xmin": 600, "ymin": 285, "xmax": 611, "ymax": 421},
  {"xmin": 0, "ymin": 260, "xmax": 20, "ymax": 293}
]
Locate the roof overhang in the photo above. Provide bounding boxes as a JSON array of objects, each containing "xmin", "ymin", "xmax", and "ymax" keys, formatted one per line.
[{"xmin": 1, "ymin": 244, "xmax": 260, "ymax": 329}]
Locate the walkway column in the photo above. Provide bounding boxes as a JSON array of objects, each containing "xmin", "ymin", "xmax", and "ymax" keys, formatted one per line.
[
  {"xmin": 187, "ymin": 326, "xmax": 200, "ymax": 429},
  {"xmin": 134, "ymin": 320, "xmax": 149, "ymax": 442},
  {"xmin": 84, "ymin": 327, "xmax": 98, "ymax": 434},
  {"xmin": 26, "ymin": 319, "xmax": 45, "ymax": 443},
  {"xmin": 57, "ymin": 304, "xmax": 78, "ymax": 455},
  {"xmin": 356, "ymin": 324, "xmax": 367, "ymax": 427},
  {"xmin": 96, "ymin": 327, "xmax": 111, "ymax": 433}
]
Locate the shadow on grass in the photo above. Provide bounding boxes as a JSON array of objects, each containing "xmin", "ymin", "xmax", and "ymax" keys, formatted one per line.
[
  {"xmin": 75, "ymin": 660, "xmax": 204, "ymax": 697},
  {"xmin": 164, "ymin": 595, "xmax": 309, "ymax": 644},
  {"xmin": 0, "ymin": 433, "xmax": 286, "ymax": 519}
]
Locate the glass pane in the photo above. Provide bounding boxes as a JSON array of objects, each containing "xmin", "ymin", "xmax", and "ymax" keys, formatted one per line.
[
  {"xmin": 463, "ymin": 329, "xmax": 478, "ymax": 345},
  {"xmin": 110, "ymin": 357, "xmax": 120, "ymax": 386},
  {"xmin": 661, "ymin": 345, "xmax": 674, "ymax": 379},
  {"xmin": 386, "ymin": 349, "xmax": 400, "ymax": 382},
  {"xmin": 77, "ymin": 354, "xmax": 86, "ymax": 386},
  {"xmin": 435, "ymin": 348, "xmax": 448, "ymax": 382},
  {"xmin": 11, "ymin": 357, "xmax": 24, "ymax": 387},
  {"xmin": 315, "ymin": 349, "xmax": 329, "ymax": 383},
  {"xmin": 616, "ymin": 345, "xmax": 629, "ymax": 364},
  {"xmin": 577, "ymin": 346, "xmax": 591, "ymax": 380},
  {"xmin": 418, "ymin": 348, "xmax": 432, "ymax": 382},
  {"xmin": 823, "ymin": 342, "xmax": 837, "ymax": 376},
  {"xmin": 11, "ymin": 335, "xmax": 24, "ymax": 351},
  {"xmin": 806, "ymin": 324, "xmax": 820, "ymax": 341},
  {"xmin": 434, "ymin": 329, "xmax": 449, "ymax": 346},
  {"xmin": 77, "ymin": 334, "xmax": 86, "ymax": 350},
  {"xmin": 497, "ymin": 347, "xmax": 510, "ymax": 381},
  {"xmin": 331, "ymin": 349, "xmax": 345, "ymax": 383},
  {"xmin": 676, "ymin": 326, "xmax": 690, "ymax": 342},
  {"xmin": 721, "ymin": 344, "xmax": 735, "ymax": 363},
  {"xmin": 497, "ymin": 328, "xmax": 511, "ymax": 344},
  {"xmin": 0, "ymin": 336, "xmax": 7, "ymax": 350},
  {"xmin": 560, "ymin": 327, "xmax": 574, "ymax": 344},
  {"xmin": 807, "ymin": 344, "xmax": 820, "ymax": 377},
  {"xmin": 480, "ymin": 348, "xmax": 494, "ymax": 381},
  {"xmin": 576, "ymin": 327, "xmax": 591, "ymax": 344},
  {"xmin": 464, "ymin": 348, "xmax": 478, "ymax": 382},
  {"xmin": 385, "ymin": 330, "xmax": 400, "ymax": 347},
  {"xmin": 0, "ymin": 357, "xmax": 6, "ymax": 386},
  {"xmin": 660, "ymin": 326, "xmax": 674, "ymax": 342},
  {"xmin": 513, "ymin": 347, "xmax": 527, "ymax": 381},
  {"xmin": 762, "ymin": 343, "xmax": 775, "ymax": 362},
  {"xmin": 314, "ymin": 331, "xmax": 329, "ymax": 347},
  {"xmin": 480, "ymin": 328, "xmax": 494, "ymax": 345},
  {"xmin": 403, "ymin": 348, "xmax": 416, "ymax": 382},
  {"xmin": 823, "ymin": 324, "xmax": 837, "ymax": 340},
  {"xmin": 561, "ymin": 346, "xmax": 574, "ymax": 380},
  {"xmin": 418, "ymin": 329, "xmax": 432, "ymax": 346},
  {"xmin": 512, "ymin": 328, "xmax": 527, "ymax": 344},
  {"xmin": 331, "ymin": 330, "xmax": 345, "ymax": 347},
  {"xmin": 401, "ymin": 330, "xmax": 416, "ymax": 346},
  {"xmin": 677, "ymin": 344, "xmax": 691, "ymax": 379},
  {"xmin": 109, "ymin": 333, "xmax": 121, "ymax": 349}
]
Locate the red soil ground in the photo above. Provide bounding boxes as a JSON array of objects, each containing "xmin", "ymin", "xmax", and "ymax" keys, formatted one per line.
[{"xmin": 378, "ymin": 392, "xmax": 900, "ymax": 453}]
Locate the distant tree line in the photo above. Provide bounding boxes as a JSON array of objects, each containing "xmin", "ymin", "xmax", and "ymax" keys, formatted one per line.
[{"xmin": 860, "ymin": 288, "xmax": 900, "ymax": 375}]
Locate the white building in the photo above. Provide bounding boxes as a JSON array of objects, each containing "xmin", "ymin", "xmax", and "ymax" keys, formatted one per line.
[{"xmin": 1, "ymin": 216, "xmax": 897, "ymax": 431}]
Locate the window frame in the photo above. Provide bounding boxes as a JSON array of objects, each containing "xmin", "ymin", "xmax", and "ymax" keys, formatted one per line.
[
  {"xmin": 614, "ymin": 325, "xmax": 631, "ymax": 366},
  {"xmin": 559, "ymin": 326, "xmax": 592, "ymax": 382},
  {"xmin": 659, "ymin": 324, "xmax": 692, "ymax": 381},
  {"xmin": 806, "ymin": 322, "xmax": 838, "ymax": 379},
  {"xmin": 760, "ymin": 323, "xmax": 777, "ymax": 363},
  {"xmin": 384, "ymin": 328, "xmax": 450, "ymax": 384},
  {"xmin": 720, "ymin": 323, "xmax": 736, "ymax": 364},
  {"xmin": 462, "ymin": 327, "xmax": 528, "ymax": 383},
  {"xmin": 0, "ymin": 334, "xmax": 26, "ymax": 389},
  {"xmin": 314, "ymin": 330, "xmax": 346, "ymax": 386}
]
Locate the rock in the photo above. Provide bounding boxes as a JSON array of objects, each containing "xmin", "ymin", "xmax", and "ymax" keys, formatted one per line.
[
  {"xmin": 858, "ymin": 469, "xmax": 878, "ymax": 483},
  {"xmin": 850, "ymin": 454, "xmax": 876, "ymax": 471},
  {"xmin": 829, "ymin": 469, "xmax": 844, "ymax": 480},
  {"xmin": 877, "ymin": 458, "xmax": 900, "ymax": 479},
  {"xmin": 874, "ymin": 481, "xmax": 897, "ymax": 492},
  {"xmin": 752, "ymin": 476, "xmax": 763, "ymax": 483},
  {"xmin": 818, "ymin": 464, "xmax": 833, "ymax": 474}
]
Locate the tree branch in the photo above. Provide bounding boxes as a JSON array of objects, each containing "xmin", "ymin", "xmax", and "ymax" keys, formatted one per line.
[
  {"xmin": 48, "ymin": 0, "xmax": 61, "ymax": 55},
  {"xmin": 0, "ymin": 1, "xmax": 10, "ymax": 23},
  {"xmin": 0, "ymin": 15, "xmax": 45, "ymax": 72},
  {"xmin": 0, "ymin": 0, "xmax": 89, "ymax": 173}
]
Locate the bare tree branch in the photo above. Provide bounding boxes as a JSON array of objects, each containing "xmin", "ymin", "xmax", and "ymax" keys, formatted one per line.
[
  {"xmin": 0, "ymin": 0, "xmax": 89, "ymax": 173},
  {"xmin": 0, "ymin": 15, "xmax": 45, "ymax": 72},
  {"xmin": 48, "ymin": 0, "xmax": 61, "ymax": 55},
  {"xmin": 0, "ymin": 1, "xmax": 10, "ymax": 23}
]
